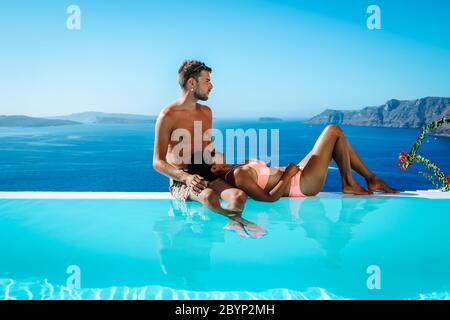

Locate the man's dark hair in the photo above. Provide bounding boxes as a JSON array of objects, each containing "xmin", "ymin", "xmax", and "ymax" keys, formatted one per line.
[{"xmin": 178, "ymin": 60, "xmax": 212, "ymax": 89}]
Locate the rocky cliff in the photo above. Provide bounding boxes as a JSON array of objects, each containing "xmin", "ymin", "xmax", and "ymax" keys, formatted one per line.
[{"xmin": 307, "ymin": 97, "xmax": 450, "ymax": 136}]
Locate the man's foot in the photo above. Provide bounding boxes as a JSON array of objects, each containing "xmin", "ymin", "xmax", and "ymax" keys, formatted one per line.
[
  {"xmin": 243, "ymin": 222, "xmax": 267, "ymax": 239},
  {"xmin": 366, "ymin": 176, "xmax": 399, "ymax": 193},
  {"xmin": 224, "ymin": 221, "xmax": 250, "ymax": 238},
  {"xmin": 342, "ymin": 180, "xmax": 372, "ymax": 195}
]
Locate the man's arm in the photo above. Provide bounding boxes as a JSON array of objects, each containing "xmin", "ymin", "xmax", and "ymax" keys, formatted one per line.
[
  {"xmin": 152, "ymin": 111, "xmax": 189, "ymax": 182},
  {"xmin": 152, "ymin": 111, "xmax": 207, "ymax": 194}
]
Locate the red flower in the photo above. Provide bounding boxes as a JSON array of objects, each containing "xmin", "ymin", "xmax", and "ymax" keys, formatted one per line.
[
  {"xmin": 398, "ymin": 152, "xmax": 416, "ymax": 170},
  {"xmin": 398, "ymin": 152, "xmax": 410, "ymax": 170},
  {"xmin": 447, "ymin": 174, "xmax": 450, "ymax": 186}
]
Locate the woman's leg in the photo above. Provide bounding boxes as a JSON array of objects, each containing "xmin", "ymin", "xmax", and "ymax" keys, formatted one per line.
[
  {"xmin": 334, "ymin": 128, "xmax": 399, "ymax": 193},
  {"xmin": 299, "ymin": 135, "xmax": 375, "ymax": 178},
  {"xmin": 340, "ymin": 135, "xmax": 375, "ymax": 179},
  {"xmin": 188, "ymin": 188, "xmax": 241, "ymax": 219},
  {"xmin": 208, "ymin": 179, "xmax": 247, "ymax": 213},
  {"xmin": 300, "ymin": 125, "xmax": 370, "ymax": 196},
  {"xmin": 331, "ymin": 129, "xmax": 372, "ymax": 194},
  {"xmin": 189, "ymin": 187, "xmax": 266, "ymax": 238}
]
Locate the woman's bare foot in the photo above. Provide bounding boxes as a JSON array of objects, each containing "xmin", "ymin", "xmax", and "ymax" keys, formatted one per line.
[
  {"xmin": 366, "ymin": 176, "xmax": 399, "ymax": 193},
  {"xmin": 342, "ymin": 179, "xmax": 372, "ymax": 195},
  {"xmin": 223, "ymin": 220, "xmax": 250, "ymax": 238}
]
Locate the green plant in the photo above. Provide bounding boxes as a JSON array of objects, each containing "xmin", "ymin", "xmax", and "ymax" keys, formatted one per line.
[{"xmin": 398, "ymin": 116, "xmax": 450, "ymax": 192}]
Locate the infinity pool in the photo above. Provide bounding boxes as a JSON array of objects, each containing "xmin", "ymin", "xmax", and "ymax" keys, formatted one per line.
[{"xmin": 0, "ymin": 192, "xmax": 449, "ymax": 300}]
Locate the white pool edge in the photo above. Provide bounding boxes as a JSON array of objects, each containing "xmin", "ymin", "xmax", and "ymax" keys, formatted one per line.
[
  {"xmin": 0, "ymin": 190, "xmax": 448, "ymax": 199},
  {"xmin": 0, "ymin": 192, "xmax": 174, "ymax": 199}
]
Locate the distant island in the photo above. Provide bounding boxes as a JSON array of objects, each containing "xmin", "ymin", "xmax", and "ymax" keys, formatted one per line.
[
  {"xmin": 49, "ymin": 112, "xmax": 156, "ymax": 124},
  {"xmin": 94, "ymin": 117, "xmax": 153, "ymax": 124},
  {"xmin": 0, "ymin": 112, "xmax": 156, "ymax": 127},
  {"xmin": 307, "ymin": 97, "xmax": 450, "ymax": 137},
  {"xmin": 259, "ymin": 117, "xmax": 283, "ymax": 122},
  {"xmin": 0, "ymin": 116, "xmax": 81, "ymax": 127}
]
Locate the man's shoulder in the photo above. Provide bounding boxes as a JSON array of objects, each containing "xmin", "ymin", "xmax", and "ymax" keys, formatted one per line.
[
  {"xmin": 158, "ymin": 102, "xmax": 212, "ymax": 121},
  {"xmin": 158, "ymin": 102, "xmax": 181, "ymax": 120},
  {"xmin": 197, "ymin": 103, "xmax": 212, "ymax": 116},
  {"xmin": 197, "ymin": 103, "xmax": 212, "ymax": 118}
]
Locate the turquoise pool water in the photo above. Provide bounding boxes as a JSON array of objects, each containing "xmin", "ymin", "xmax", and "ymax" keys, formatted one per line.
[{"xmin": 0, "ymin": 195, "xmax": 449, "ymax": 300}]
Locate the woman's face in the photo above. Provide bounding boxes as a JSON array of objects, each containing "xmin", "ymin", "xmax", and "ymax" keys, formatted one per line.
[{"xmin": 210, "ymin": 163, "xmax": 229, "ymax": 176}]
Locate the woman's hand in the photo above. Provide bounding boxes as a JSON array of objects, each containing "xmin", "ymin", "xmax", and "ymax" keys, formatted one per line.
[{"xmin": 283, "ymin": 163, "xmax": 300, "ymax": 178}]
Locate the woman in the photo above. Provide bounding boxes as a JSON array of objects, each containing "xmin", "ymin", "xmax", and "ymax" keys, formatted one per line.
[{"xmin": 209, "ymin": 125, "xmax": 399, "ymax": 202}]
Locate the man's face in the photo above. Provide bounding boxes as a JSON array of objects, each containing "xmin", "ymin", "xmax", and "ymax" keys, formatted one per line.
[{"xmin": 193, "ymin": 70, "xmax": 213, "ymax": 101}]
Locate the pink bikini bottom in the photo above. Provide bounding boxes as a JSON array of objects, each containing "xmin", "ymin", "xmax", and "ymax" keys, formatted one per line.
[{"xmin": 288, "ymin": 165, "xmax": 306, "ymax": 197}]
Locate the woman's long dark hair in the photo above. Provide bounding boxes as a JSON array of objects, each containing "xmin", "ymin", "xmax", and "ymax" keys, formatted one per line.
[{"xmin": 187, "ymin": 151, "xmax": 217, "ymax": 182}]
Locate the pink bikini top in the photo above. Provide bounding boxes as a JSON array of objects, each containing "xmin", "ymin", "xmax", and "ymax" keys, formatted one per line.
[{"xmin": 245, "ymin": 160, "xmax": 271, "ymax": 189}]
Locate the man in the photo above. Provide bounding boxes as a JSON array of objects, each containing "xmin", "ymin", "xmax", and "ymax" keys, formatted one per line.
[{"xmin": 153, "ymin": 60, "xmax": 265, "ymax": 238}]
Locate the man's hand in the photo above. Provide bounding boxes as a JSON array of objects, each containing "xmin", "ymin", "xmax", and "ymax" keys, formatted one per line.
[
  {"xmin": 283, "ymin": 163, "xmax": 300, "ymax": 178},
  {"xmin": 185, "ymin": 174, "xmax": 208, "ymax": 194}
]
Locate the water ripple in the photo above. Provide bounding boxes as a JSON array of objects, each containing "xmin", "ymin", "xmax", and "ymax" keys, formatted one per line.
[
  {"xmin": 1, "ymin": 279, "xmax": 448, "ymax": 300},
  {"xmin": 0, "ymin": 278, "xmax": 342, "ymax": 300}
]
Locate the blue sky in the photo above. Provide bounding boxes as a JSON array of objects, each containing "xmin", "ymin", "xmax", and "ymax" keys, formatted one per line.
[{"xmin": 0, "ymin": 0, "xmax": 449, "ymax": 118}]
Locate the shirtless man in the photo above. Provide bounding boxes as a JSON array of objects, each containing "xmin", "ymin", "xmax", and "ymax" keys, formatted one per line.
[{"xmin": 152, "ymin": 60, "xmax": 265, "ymax": 238}]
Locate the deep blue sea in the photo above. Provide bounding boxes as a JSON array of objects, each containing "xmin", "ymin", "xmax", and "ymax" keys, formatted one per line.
[{"xmin": 0, "ymin": 120, "xmax": 449, "ymax": 192}]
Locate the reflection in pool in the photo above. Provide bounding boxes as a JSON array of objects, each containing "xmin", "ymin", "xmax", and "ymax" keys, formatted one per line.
[{"xmin": 0, "ymin": 194, "xmax": 449, "ymax": 299}]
